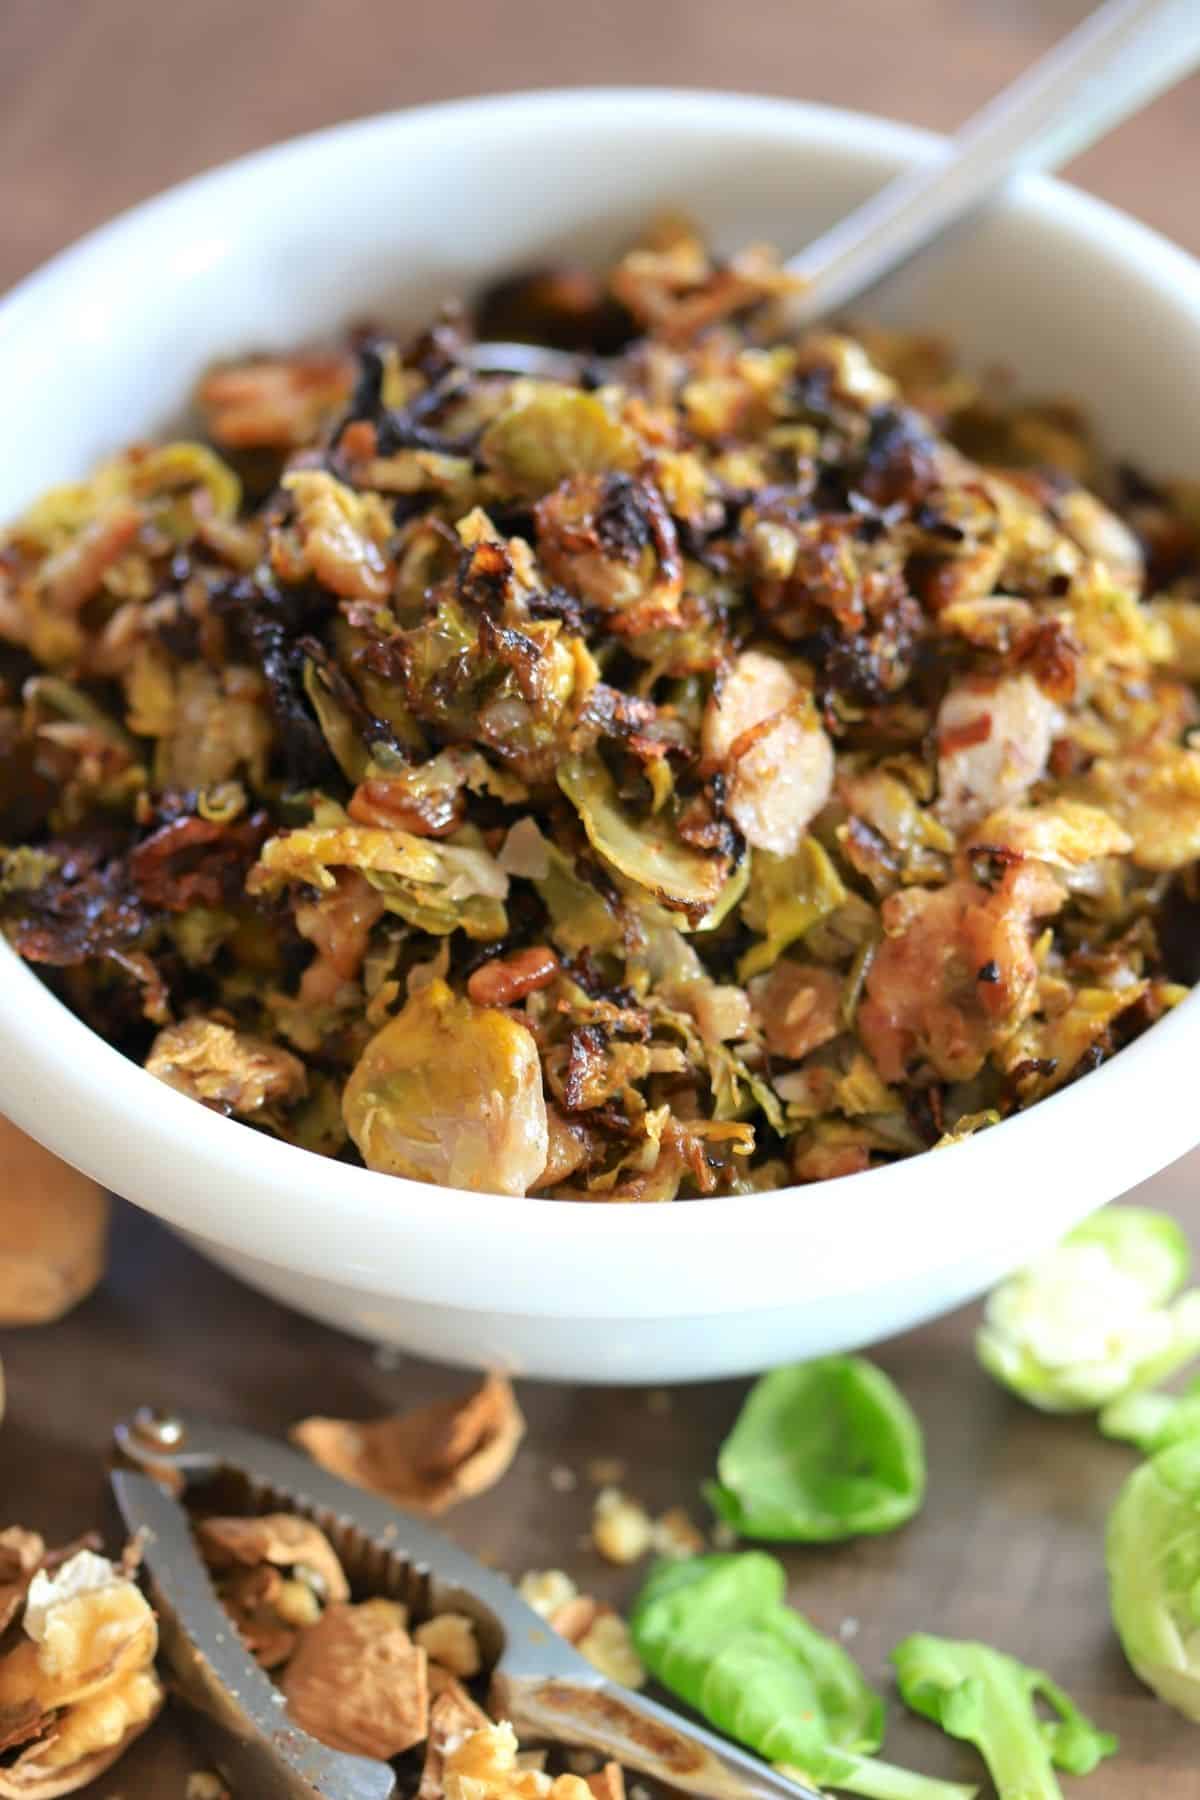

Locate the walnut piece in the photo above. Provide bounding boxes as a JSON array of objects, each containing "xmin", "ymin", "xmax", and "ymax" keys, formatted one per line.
[
  {"xmin": 414, "ymin": 1613, "xmax": 481, "ymax": 1678},
  {"xmin": 516, "ymin": 1570, "xmax": 578, "ymax": 1621},
  {"xmin": 210, "ymin": 1565, "xmax": 297, "ymax": 1671},
  {"xmin": 418, "ymin": 1679, "xmax": 491, "ymax": 1800},
  {"xmin": 195, "ymin": 1513, "xmax": 349, "ymax": 1603},
  {"xmin": 281, "ymin": 1600, "xmax": 428, "ymax": 1759},
  {"xmin": 590, "ymin": 1491, "xmax": 654, "ymax": 1566},
  {"xmin": 519, "ymin": 1574, "xmax": 647, "ymax": 1691},
  {"xmin": 0, "ymin": 1533, "xmax": 45, "ymax": 1635},
  {"xmin": 651, "ymin": 1507, "xmax": 706, "ymax": 1559},
  {"xmin": 0, "ymin": 1122, "xmax": 110, "ymax": 1327},
  {"xmin": 0, "ymin": 1545, "xmax": 162, "ymax": 1798},
  {"xmin": 442, "ymin": 1721, "xmax": 593, "ymax": 1800},
  {"xmin": 291, "ymin": 1375, "xmax": 525, "ymax": 1515},
  {"xmin": 195, "ymin": 1513, "xmax": 349, "ymax": 1670},
  {"xmin": 586, "ymin": 1766, "xmax": 626, "ymax": 1800},
  {"xmin": 574, "ymin": 1615, "xmax": 645, "ymax": 1690}
]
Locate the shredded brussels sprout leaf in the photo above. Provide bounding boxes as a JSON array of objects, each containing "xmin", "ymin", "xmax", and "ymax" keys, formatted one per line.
[
  {"xmin": 705, "ymin": 1358, "xmax": 926, "ymax": 1541},
  {"xmin": 630, "ymin": 1552, "xmax": 977, "ymax": 1800},
  {"xmin": 1107, "ymin": 1434, "xmax": 1200, "ymax": 1720},
  {"xmin": 976, "ymin": 1207, "xmax": 1200, "ymax": 1413},
  {"xmin": 892, "ymin": 1635, "xmax": 1116, "ymax": 1800},
  {"xmin": 738, "ymin": 839, "xmax": 847, "ymax": 980}
]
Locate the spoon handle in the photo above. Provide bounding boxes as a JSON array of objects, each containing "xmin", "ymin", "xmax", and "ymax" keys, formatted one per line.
[{"xmin": 784, "ymin": 0, "xmax": 1200, "ymax": 326}]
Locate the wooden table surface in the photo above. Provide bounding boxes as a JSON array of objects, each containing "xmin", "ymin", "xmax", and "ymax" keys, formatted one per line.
[{"xmin": 3, "ymin": 2, "xmax": 1200, "ymax": 1796}]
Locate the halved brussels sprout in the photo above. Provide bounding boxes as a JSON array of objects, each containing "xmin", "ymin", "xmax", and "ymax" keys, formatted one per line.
[
  {"xmin": 342, "ymin": 979, "xmax": 548, "ymax": 1195},
  {"xmin": 977, "ymin": 1207, "xmax": 1200, "ymax": 1413},
  {"xmin": 1107, "ymin": 1434, "xmax": 1200, "ymax": 1720},
  {"xmin": 481, "ymin": 388, "xmax": 639, "ymax": 498}
]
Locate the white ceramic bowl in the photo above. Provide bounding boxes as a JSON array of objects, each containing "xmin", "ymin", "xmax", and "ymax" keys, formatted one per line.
[{"xmin": 3, "ymin": 90, "xmax": 1200, "ymax": 1383}]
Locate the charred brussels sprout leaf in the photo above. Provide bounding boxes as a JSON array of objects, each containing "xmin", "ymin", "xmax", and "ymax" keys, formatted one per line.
[
  {"xmin": 977, "ymin": 1206, "xmax": 1200, "ymax": 1413},
  {"xmin": 302, "ymin": 657, "xmax": 372, "ymax": 783},
  {"xmin": 557, "ymin": 753, "xmax": 728, "ymax": 921},
  {"xmin": 342, "ymin": 978, "xmax": 548, "ymax": 1195},
  {"xmin": 892, "ymin": 1634, "xmax": 1117, "ymax": 1799},
  {"xmin": 706, "ymin": 1358, "xmax": 925, "ymax": 1541},
  {"xmin": 630, "ymin": 1553, "xmax": 976, "ymax": 1800}
]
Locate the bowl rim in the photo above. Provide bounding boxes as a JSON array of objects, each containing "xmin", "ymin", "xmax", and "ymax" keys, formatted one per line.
[{"xmin": 2, "ymin": 85, "xmax": 1199, "ymax": 1300}]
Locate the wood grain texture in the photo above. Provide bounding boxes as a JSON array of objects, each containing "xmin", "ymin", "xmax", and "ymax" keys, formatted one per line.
[
  {"xmin": 1, "ymin": 1, "xmax": 1199, "ymax": 1794},
  {"xmin": 0, "ymin": 0, "xmax": 1197, "ymax": 291}
]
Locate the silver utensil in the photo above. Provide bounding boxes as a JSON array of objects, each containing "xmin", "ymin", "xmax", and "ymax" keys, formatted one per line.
[
  {"xmin": 470, "ymin": 0, "xmax": 1200, "ymax": 381},
  {"xmin": 111, "ymin": 1407, "xmax": 824, "ymax": 1800}
]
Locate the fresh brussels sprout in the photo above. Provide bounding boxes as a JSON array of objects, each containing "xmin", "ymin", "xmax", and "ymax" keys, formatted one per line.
[
  {"xmin": 1107, "ymin": 1435, "xmax": 1200, "ymax": 1720},
  {"xmin": 892, "ymin": 1635, "xmax": 1116, "ymax": 1800},
  {"xmin": 630, "ymin": 1553, "xmax": 976, "ymax": 1800},
  {"xmin": 976, "ymin": 1207, "xmax": 1200, "ymax": 1413},
  {"xmin": 706, "ymin": 1358, "xmax": 926, "ymax": 1541},
  {"xmin": 341, "ymin": 979, "xmax": 548, "ymax": 1195}
]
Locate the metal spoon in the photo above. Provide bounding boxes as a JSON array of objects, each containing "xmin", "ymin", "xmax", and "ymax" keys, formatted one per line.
[{"xmin": 471, "ymin": 0, "xmax": 1200, "ymax": 381}]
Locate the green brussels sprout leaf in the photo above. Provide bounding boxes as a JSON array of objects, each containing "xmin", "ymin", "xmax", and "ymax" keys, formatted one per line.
[
  {"xmin": 706, "ymin": 1358, "xmax": 926, "ymax": 1542},
  {"xmin": 630, "ymin": 1553, "xmax": 977, "ymax": 1800},
  {"xmin": 892, "ymin": 1634, "xmax": 1116, "ymax": 1800},
  {"xmin": 1100, "ymin": 1377, "xmax": 1200, "ymax": 1454}
]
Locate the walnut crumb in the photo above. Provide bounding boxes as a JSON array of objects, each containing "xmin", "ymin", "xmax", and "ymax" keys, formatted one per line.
[
  {"xmin": 591, "ymin": 1489, "xmax": 654, "ymax": 1565},
  {"xmin": 585, "ymin": 1458, "xmax": 626, "ymax": 1486},
  {"xmin": 652, "ymin": 1506, "xmax": 706, "ymax": 1559},
  {"xmin": 517, "ymin": 1569, "xmax": 578, "ymax": 1620},
  {"xmin": 576, "ymin": 1613, "xmax": 646, "ymax": 1689},
  {"xmin": 415, "ymin": 1612, "xmax": 482, "ymax": 1678},
  {"xmin": 443, "ymin": 1721, "xmax": 595, "ymax": 1800},
  {"xmin": 186, "ymin": 1775, "xmax": 231, "ymax": 1800},
  {"xmin": 273, "ymin": 1575, "xmax": 323, "ymax": 1628},
  {"xmin": 549, "ymin": 1594, "xmax": 602, "ymax": 1643}
]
